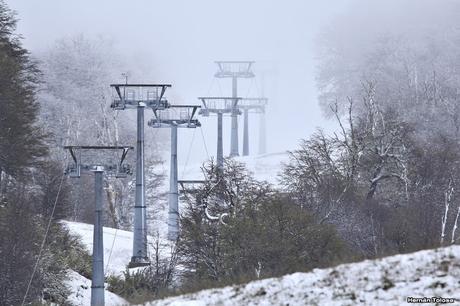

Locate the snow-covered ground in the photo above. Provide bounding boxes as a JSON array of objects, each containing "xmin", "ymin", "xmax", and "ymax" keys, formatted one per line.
[
  {"xmin": 63, "ymin": 220, "xmax": 134, "ymax": 276},
  {"xmin": 62, "ymin": 221, "xmax": 134, "ymax": 305},
  {"xmin": 62, "ymin": 221, "xmax": 173, "ymax": 306},
  {"xmin": 144, "ymin": 245, "xmax": 460, "ymax": 306},
  {"xmin": 65, "ymin": 270, "xmax": 128, "ymax": 306},
  {"xmin": 62, "ymin": 221, "xmax": 173, "ymax": 276}
]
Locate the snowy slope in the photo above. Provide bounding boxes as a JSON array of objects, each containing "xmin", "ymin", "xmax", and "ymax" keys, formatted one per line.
[
  {"xmin": 65, "ymin": 270, "xmax": 128, "ymax": 306},
  {"xmin": 62, "ymin": 221, "xmax": 174, "ymax": 305},
  {"xmin": 179, "ymin": 151, "xmax": 290, "ymax": 186},
  {"xmin": 62, "ymin": 221, "xmax": 173, "ymax": 276},
  {"xmin": 144, "ymin": 245, "xmax": 460, "ymax": 306},
  {"xmin": 62, "ymin": 221, "xmax": 134, "ymax": 276}
]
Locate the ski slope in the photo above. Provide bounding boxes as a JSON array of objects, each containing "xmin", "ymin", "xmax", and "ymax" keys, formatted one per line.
[
  {"xmin": 178, "ymin": 151, "xmax": 290, "ymax": 186},
  {"xmin": 145, "ymin": 245, "xmax": 460, "ymax": 306},
  {"xmin": 62, "ymin": 221, "xmax": 173, "ymax": 276},
  {"xmin": 62, "ymin": 220, "xmax": 134, "ymax": 276},
  {"xmin": 62, "ymin": 221, "xmax": 135, "ymax": 305},
  {"xmin": 62, "ymin": 221, "xmax": 174, "ymax": 306}
]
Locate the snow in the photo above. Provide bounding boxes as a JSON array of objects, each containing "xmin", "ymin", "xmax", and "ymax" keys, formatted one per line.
[
  {"xmin": 65, "ymin": 270, "xmax": 128, "ymax": 306},
  {"xmin": 62, "ymin": 221, "xmax": 133, "ymax": 305},
  {"xmin": 62, "ymin": 220, "xmax": 173, "ymax": 277},
  {"xmin": 62, "ymin": 220, "xmax": 174, "ymax": 305},
  {"xmin": 143, "ymin": 245, "xmax": 460, "ymax": 306},
  {"xmin": 62, "ymin": 152, "xmax": 460, "ymax": 305},
  {"xmin": 179, "ymin": 151, "xmax": 290, "ymax": 186},
  {"xmin": 236, "ymin": 152, "xmax": 290, "ymax": 185},
  {"xmin": 62, "ymin": 220, "xmax": 135, "ymax": 276}
]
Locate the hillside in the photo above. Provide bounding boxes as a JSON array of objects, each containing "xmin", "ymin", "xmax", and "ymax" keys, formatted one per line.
[
  {"xmin": 62, "ymin": 219, "xmax": 460, "ymax": 305},
  {"xmin": 145, "ymin": 245, "xmax": 460, "ymax": 306},
  {"xmin": 62, "ymin": 153, "xmax": 460, "ymax": 306}
]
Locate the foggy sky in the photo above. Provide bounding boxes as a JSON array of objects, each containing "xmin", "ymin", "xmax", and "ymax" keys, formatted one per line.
[{"xmin": 8, "ymin": 0, "xmax": 349, "ymax": 167}]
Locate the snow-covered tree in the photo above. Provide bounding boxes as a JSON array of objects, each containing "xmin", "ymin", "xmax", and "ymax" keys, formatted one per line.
[{"xmin": 38, "ymin": 35, "xmax": 166, "ymax": 228}]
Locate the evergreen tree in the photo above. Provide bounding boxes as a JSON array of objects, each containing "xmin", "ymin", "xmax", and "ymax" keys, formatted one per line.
[
  {"xmin": 0, "ymin": 2, "xmax": 70, "ymax": 304},
  {"xmin": 0, "ymin": 0, "xmax": 47, "ymax": 190}
]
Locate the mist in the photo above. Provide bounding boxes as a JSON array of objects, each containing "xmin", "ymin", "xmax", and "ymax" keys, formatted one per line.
[{"xmin": 8, "ymin": 0, "xmax": 352, "ymax": 166}]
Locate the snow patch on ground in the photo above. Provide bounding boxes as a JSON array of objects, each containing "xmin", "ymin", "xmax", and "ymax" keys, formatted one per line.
[
  {"xmin": 62, "ymin": 220, "xmax": 134, "ymax": 276},
  {"xmin": 65, "ymin": 270, "xmax": 128, "ymax": 306},
  {"xmin": 144, "ymin": 245, "xmax": 460, "ymax": 306},
  {"xmin": 62, "ymin": 221, "xmax": 174, "ymax": 305},
  {"xmin": 62, "ymin": 221, "xmax": 173, "ymax": 277}
]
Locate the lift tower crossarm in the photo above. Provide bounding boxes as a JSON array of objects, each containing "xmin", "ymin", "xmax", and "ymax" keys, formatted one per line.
[
  {"xmin": 237, "ymin": 97, "xmax": 268, "ymax": 112},
  {"xmin": 214, "ymin": 61, "xmax": 255, "ymax": 78},
  {"xmin": 150, "ymin": 105, "xmax": 201, "ymax": 128},
  {"xmin": 198, "ymin": 97, "xmax": 242, "ymax": 114},
  {"xmin": 110, "ymin": 84, "xmax": 171, "ymax": 110},
  {"xmin": 64, "ymin": 146, "xmax": 134, "ymax": 178}
]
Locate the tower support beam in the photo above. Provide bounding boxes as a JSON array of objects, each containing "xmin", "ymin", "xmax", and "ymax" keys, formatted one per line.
[
  {"xmin": 243, "ymin": 109, "xmax": 249, "ymax": 156},
  {"xmin": 131, "ymin": 104, "xmax": 149, "ymax": 266},
  {"xmin": 259, "ymin": 110, "xmax": 266, "ymax": 155},
  {"xmin": 91, "ymin": 168, "xmax": 105, "ymax": 306},
  {"xmin": 110, "ymin": 83, "xmax": 171, "ymax": 267},
  {"xmin": 236, "ymin": 98, "xmax": 268, "ymax": 156},
  {"xmin": 217, "ymin": 112, "xmax": 224, "ymax": 169},
  {"xmin": 230, "ymin": 77, "xmax": 239, "ymax": 157},
  {"xmin": 148, "ymin": 105, "xmax": 201, "ymax": 241},
  {"xmin": 168, "ymin": 125, "xmax": 179, "ymax": 240}
]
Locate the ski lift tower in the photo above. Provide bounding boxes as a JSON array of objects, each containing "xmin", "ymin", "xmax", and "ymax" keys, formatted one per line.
[
  {"xmin": 238, "ymin": 98, "xmax": 268, "ymax": 156},
  {"xmin": 198, "ymin": 97, "xmax": 241, "ymax": 169},
  {"xmin": 64, "ymin": 146, "xmax": 133, "ymax": 306},
  {"xmin": 110, "ymin": 83, "xmax": 171, "ymax": 268},
  {"xmin": 147, "ymin": 105, "xmax": 201, "ymax": 241},
  {"xmin": 215, "ymin": 61, "xmax": 255, "ymax": 157}
]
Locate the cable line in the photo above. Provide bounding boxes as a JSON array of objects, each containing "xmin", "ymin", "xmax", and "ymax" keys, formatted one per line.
[{"xmin": 22, "ymin": 165, "xmax": 66, "ymax": 306}]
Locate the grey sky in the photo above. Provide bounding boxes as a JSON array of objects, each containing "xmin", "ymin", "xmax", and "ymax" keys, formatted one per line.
[{"xmin": 8, "ymin": 0, "xmax": 349, "ymax": 165}]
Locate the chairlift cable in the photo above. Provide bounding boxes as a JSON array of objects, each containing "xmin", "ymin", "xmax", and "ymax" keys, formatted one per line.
[
  {"xmin": 106, "ymin": 135, "xmax": 119, "ymax": 277},
  {"xmin": 21, "ymin": 155, "xmax": 68, "ymax": 306},
  {"xmin": 199, "ymin": 126, "xmax": 210, "ymax": 160},
  {"xmin": 179, "ymin": 128, "xmax": 196, "ymax": 181},
  {"xmin": 105, "ymin": 227, "xmax": 119, "ymax": 276}
]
